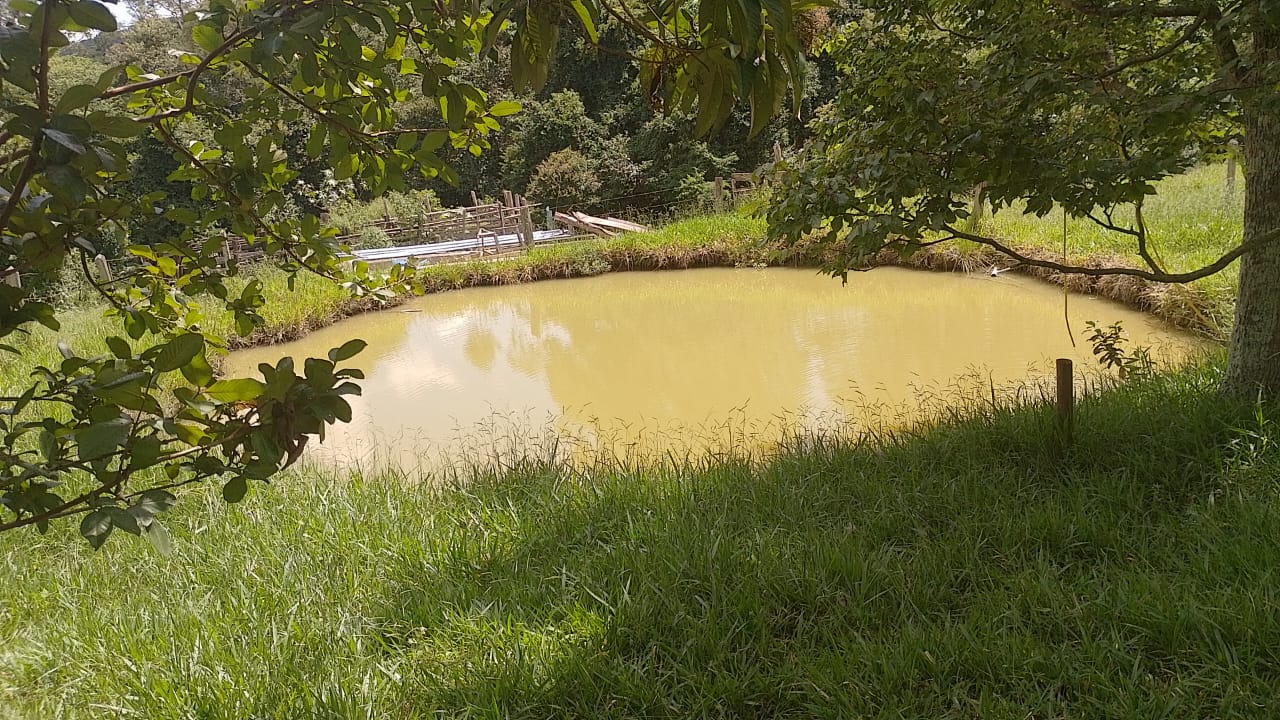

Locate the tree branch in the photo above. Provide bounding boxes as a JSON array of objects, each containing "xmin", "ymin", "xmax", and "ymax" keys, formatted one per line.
[
  {"xmin": 133, "ymin": 27, "xmax": 259, "ymax": 123},
  {"xmin": 1084, "ymin": 209, "xmax": 1141, "ymax": 237},
  {"xmin": 0, "ymin": 426, "xmax": 253, "ymax": 532},
  {"xmin": 1097, "ymin": 14, "xmax": 1206, "ymax": 77},
  {"xmin": 101, "ymin": 69, "xmax": 196, "ymax": 99},
  {"xmin": 940, "ymin": 222, "xmax": 1274, "ymax": 283},
  {"xmin": 0, "ymin": 0, "xmax": 55, "ymax": 233},
  {"xmin": 1203, "ymin": 2, "xmax": 1245, "ymax": 85},
  {"xmin": 1132, "ymin": 199, "xmax": 1165, "ymax": 274}
]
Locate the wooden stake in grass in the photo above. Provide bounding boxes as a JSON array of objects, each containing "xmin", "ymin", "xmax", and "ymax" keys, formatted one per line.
[{"xmin": 1056, "ymin": 358, "xmax": 1074, "ymax": 447}]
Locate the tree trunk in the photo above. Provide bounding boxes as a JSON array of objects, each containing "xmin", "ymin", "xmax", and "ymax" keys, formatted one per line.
[{"xmin": 1223, "ymin": 28, "xmax": 1280, "ymax": 397}]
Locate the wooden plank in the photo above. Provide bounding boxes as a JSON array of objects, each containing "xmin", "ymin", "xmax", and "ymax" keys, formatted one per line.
[
  {"xmin": 569, "ymin": 212, "xmax": 648, "ymax": 234},
  {"xmin": 554, "ymin": 212, "xmax": 614, "ymax": 237}
]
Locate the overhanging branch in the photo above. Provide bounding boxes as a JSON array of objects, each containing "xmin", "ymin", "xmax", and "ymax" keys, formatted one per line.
[
  {"xmin": 1097, "ymin": 14, "xmax": 1206, "ymax": 77},
  {"xmin": 941, "ymin": 223, "xmax": 1273, "ymax": 284}
]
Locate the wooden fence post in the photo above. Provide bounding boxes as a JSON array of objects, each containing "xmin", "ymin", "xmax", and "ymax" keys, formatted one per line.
[
  {"xmin": 713, "ymin": 176, "xmax": 724, "ymax": 211},
  {"xmin": 93, "ymin": 254, "xmax": 112, "ymax": 282},
  {"xmin": 546, "ymin": 207, "xmax": 555, "ymax": 231},
  {"xmin": 516, "ymin": 195, "xmax": 534, "ymax": 248},
  {"xmin": 1056, "ymin": 358, "xmax": 1074, "ymax": 447},
  {"xmin": 471, "ymin": 190, "xmax": 480, "ymax": 207}
]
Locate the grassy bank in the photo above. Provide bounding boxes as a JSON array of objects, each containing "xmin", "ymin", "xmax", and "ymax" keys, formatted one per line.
[
  {"xmin": 935, "ymin": 165, "xmax": 1242, "ymax": 337},
  {"xmin": 0, "ymin": 213, "xmax": 770, "ymax": 391},
  {"xmin": 4, "ymin": 358, "xmax": 1280, "ymax": 718},
  {"xmin": 230, "ymin": 163, "xmax": 1241, "ymax": 346},
  {"xmin": 2, "ymin": 165, "xmax": 1241, "ymax": 377},
  {"xmin": 221, "ymin": 212, "xmax": 774, "ymax": 347}
]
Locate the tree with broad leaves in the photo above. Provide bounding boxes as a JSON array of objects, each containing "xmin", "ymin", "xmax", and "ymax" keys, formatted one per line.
[
  {"xmin": 768, "ymin": 0, "xmax": 1280, "ymax": 397},
  {"xmin": 0, "ymin": 0, "xmax": 810, "ymax": 547}
]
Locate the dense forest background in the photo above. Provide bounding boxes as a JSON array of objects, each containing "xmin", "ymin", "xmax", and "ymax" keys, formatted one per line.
[{"xmin": 34, "ymin": 1, "xmax": 841, "ymax": 253}]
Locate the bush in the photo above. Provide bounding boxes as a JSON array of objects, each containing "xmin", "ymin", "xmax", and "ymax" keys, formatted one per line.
[
  {"xmin": 327, "ymin": 189, "xmax": 439, "ymax": 234},
  {"xmin": 527, "ymin": 149, "xmax": 602, "ymax": 212},
  {"xmin": 354, "ymin": 227, "xmax": 393, "ymax": 250}
]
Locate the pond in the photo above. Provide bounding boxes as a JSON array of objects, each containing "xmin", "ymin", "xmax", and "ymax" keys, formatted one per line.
[{"xmin": 225, "ymin": 267, "xmax": 1206, "ymax": 472}]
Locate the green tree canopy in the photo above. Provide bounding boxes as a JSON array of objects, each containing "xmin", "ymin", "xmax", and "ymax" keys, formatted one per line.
[{"xmin": 768, "ymin": 0, "xmax": 1280, "ymax": 396}]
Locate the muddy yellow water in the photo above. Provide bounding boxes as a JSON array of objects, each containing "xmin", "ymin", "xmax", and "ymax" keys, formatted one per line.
[{"xmin": 225, "ymin": 267, "xmax": 1206, "ymax": 472}]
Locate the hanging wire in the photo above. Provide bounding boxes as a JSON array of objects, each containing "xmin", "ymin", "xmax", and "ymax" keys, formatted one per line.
[{"xmin": 1063, "ymin": 206, "xmax": 1076, "ymax": 348}]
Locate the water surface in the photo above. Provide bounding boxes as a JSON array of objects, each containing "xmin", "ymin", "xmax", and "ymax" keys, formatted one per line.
[{"xmin": 225, "ymin": 267, "xmax": 1204, "ymax": 470}]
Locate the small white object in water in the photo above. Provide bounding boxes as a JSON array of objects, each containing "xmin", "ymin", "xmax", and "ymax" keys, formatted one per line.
[{"xmin": 989, "ymin": 266, "xmax": 1009, "ymax": 277}]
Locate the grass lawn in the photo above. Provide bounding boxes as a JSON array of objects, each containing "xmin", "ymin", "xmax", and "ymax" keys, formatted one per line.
[
  {"xmin": 1, "ymin": 166, "xmax": 1267, "ymax": 718},
  {"xmin": 3, "ymin": 359, "xmax": 1280, "ymax": 718}
]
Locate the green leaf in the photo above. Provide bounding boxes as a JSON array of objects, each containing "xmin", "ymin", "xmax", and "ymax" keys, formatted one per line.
[
  {"xmin": 327, "ymin": 339, "xmax": 367, "ymax": 362},
  {"xmin": 192, "ymin": 24, "xmax": 222, "ymax": 53},
  {"xmin": 568, "ymin": 0, "xmax": 598, "ymax": 43},
  {"xmin": 106, "ymin": 507, "xmax": 141, "ymax": 535},
  {"xmin": 105, "ymin": 336, "xmax": 132, "ymax": 359},
  {"xmin": 88, "ymin": 111, "xmax": 149, "ymax": 138},
  {"xmin": 145, "ymin": 519, "xmax": 173, "ymax": 557},
  {"xmin": 80, "ymin": 509, "xmax": 114, "ymax": 549},
  {"xmin": 443, "ymin": 87, "xmax": 466, "ymax": 130},
  {"xmin": 66, "ymin": 0, "xmax": 117, "ymax": 32},
  {"xmin": 222, "ymin": 476, "xmax": 248, "ymax": 503},
  {"xmin": 180, "ymin": 349, "xmax": 214, "ymax": 386},
  {"xmin": 206, "ymin": 378, "xmax": 266, "ymax": 403},
  {"xmin": 43, "ymin": 128, "xmax": 86, "ymax": 154},
  {"xmin": 306, "ymin": 123, "xmax": 327, "ymax": 158},
  {"xmin": 150, "ymin": 333, "xmax": 204, "ymax": 372},
  {"xmin": 55, "ymin": 84, "xmax": 101, "ymax": 114},
  {"xmin": 489, "ymin": 100, "xmax": 522, "ymax": 117},
  {"xmin": 395, "ymin": 132, "xmax": 418, "ymax": 152},
  {"xmin": 131, "ymin": 435, "xmax": 162, "ymax": 469},
  {"xmin": 38, "ymin": 429, "xmax": 56, "ymax": 462},
  {"xmin": 76, "ymin": 417, "xmax": 131, "ymax": 462}
]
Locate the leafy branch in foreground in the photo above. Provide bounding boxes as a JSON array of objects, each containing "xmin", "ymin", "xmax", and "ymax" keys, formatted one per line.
[{"xmin": 0, "ymin": 0, "xmax": 807, "ymax": 545}]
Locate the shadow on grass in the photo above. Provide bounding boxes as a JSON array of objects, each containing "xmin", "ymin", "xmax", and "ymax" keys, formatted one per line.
[{"xmin": 365, "ymin": 364, "xmax": 1280, "ymax": 718}]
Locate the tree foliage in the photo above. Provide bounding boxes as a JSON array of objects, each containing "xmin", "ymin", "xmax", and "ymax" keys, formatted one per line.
[
  {"xmin": 527, "ymin": 147, "xmax": 601, "ymax": 208},
  {"xmin": 767, "ymin": 0, "xmax": 1280, "ymax": 395},
  {"xmin": 0, "ymin": 0, "xmax": 809, "ymax": 545},
  {"xmin": 772, "ymin": 1, "xmax": 1240, "ymax": 275}
]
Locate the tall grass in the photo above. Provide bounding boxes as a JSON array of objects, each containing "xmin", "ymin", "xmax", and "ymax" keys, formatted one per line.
[{"xmin": 4, "ymin": 358, "xmax": 1280, "ymax": 718}]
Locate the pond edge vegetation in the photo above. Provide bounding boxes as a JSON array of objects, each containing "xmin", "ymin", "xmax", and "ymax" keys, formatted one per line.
[{"xmin": 228, "ymin": 206, "xmax": 1231, "ymax": 351}]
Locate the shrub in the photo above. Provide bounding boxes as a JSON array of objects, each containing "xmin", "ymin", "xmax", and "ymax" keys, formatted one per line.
[
  {"xmin": 327, "ymin": 189, "xmax": 440, "ymax": 234},
  {"xmin": 355, "ymin": 227, "xmax": 393, "ymax": 250},
  {"xmin": 527, "ymin": 149, "xmax": 602, "ymax": 211}
]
